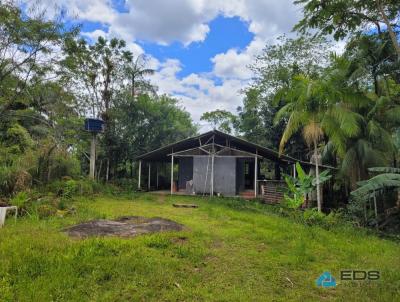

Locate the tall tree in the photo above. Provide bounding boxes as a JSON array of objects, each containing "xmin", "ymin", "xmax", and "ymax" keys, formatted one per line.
[
  {"xmin": 274, "ymin": 75, "xmax": 329, "ymax": 211},
  {"xmin": 200, "ymin": 109, "xmax": 238, "ymax": 134},
  {"xmin": 239, "ymin": 35, "xmax": 331, "ymax": 158},
  {"xmin": 294, "ymin": 0, "xmax": 400, "ymax": 60},
  {"xmin": 125, "ymin": 55, "xmax": 156, "ymax": 98},
  {"xmin": 62, "ymin": 36, "xmax": 133, "ymax": 180}
]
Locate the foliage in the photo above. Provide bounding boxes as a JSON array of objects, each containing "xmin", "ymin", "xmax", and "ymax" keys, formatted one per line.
[
  {"xmin": 351, "ymin": 173, "xmax": 400, "ymax": 200},
  {"xmin": 283, "ymin": 162, "xmax": 331, "ymax": 209},
  {"xmin": 294, "ymin": 0, "xmax": 400, "ymax": 58},
  {"xmin": 237, "ymin": 35, "xmax": 331, "ymax": 156},
  {"xmin": 9, "ymin": 191, "xmax": 29, "ymax": 208},
  {"xmin": 200, "ymin": 109, "xmax": 238, "ymax": 134}
]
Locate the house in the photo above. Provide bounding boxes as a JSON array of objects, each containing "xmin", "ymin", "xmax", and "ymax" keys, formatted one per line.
[{"xmin": 136, "ymin": 130, "xmax": 324, "ymax": 201}]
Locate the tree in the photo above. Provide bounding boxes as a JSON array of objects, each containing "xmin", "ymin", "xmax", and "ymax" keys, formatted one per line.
[
  {"xmin": 322, "ymin": 54, "xmax": 400, "ymax": 189},
  {"xmin": 200, "ymin": 109, "xmax": 238, "ymax": 134},
  {"xmin": 62, "ymin": 36, "xmax": 132, "ymax": 118},
  {"xmin": 113, "ymin": 93, "xmax": 197, "ymax": 177},
  {"xmin": 125, "ymin": 55, "xmax": 156, "ymax": 98},
  {"xmin": 0, "ymin": 2, "xmax": 81, "ymax": 193},
  {"xmin": 274, "ymin": 75, "xmax": 328, "ymax": 211},
  {"xmin": 239, "ymin": 35, "xmax": 331, "ymax": 158},
  {"xmin": 62, "ymin": 36, "xmax": 133, "ymax": 180},
  {"xmin": 294, "ymin": 0, "xmax": 400, "ymax": 60}
]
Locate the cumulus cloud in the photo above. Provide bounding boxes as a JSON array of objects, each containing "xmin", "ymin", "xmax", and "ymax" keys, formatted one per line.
[
  {"xmin": 23, "ymin": 0, "xmax": 303, "ymax": 124},
  {"xmin": 149, "ymin": 59, "xmax": 246, "ymax": 130}
]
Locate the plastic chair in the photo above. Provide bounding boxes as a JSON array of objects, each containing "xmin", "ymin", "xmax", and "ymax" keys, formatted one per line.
[{"xmin": 0, "ymin": 206, "xmax": 18, "ymax": 227}]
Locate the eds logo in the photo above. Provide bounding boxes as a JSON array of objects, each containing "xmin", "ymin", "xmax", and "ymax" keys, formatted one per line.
[
  {"xmin": 316, "ymin": 272, "xmax": 336, "ymax": 288},
  {"xmin": 316, "ymin": 270, "xmax": 380, "ymax": 288}
]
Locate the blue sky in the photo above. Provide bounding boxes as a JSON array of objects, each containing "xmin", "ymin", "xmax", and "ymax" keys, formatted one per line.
[
  {"xmin": 32, "ymin": 0, "xmax": 300, "ymax": 127},
  {"xmin": 138, "ymin": 16, "xmax": 254, "ymax": 78}
]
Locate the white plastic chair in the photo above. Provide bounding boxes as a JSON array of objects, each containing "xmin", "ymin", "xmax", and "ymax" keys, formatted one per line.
[{"xmin": 0, "ymin": 206, "xmax": 18, "ymax": 227}]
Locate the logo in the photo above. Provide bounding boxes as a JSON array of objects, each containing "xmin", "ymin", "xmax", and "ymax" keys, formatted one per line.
[
  {"xmin": 316, "ymin": 272, "xmax": 336, "ymax": 288},
  {"xmin": 340, "ymin": 270, "xmax": 380, "ymax": 281}
]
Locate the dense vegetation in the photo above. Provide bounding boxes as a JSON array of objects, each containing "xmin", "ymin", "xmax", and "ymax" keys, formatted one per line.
[{"xmin": 0, "ymin": 2, "xmax": 197, "ymax": 198}]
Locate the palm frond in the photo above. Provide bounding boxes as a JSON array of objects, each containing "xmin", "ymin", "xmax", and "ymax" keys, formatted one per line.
[
  {"xmin": 351, "ymin": 173, "xmax": 400, "ymax": 199},
  {"xmin": 368, "ymin": 167, "xmax": 400, "ymax": 174}
]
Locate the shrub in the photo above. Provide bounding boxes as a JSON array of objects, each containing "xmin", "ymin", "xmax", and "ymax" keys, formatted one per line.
[
  {"xmin": 302, "ymin": 208, "xmax": 326, "ymax": 225},
  {"xmin": 112, "ymin": 178, "xmax": 137, "ymax": 193},
  {"xmin": 9, "ymin": 191, "xmax": 30, "ymax": 208},
  {"xmin": 36, "ymin": 204, "xmax": 57, "ymax": 219},
  {"xmin": 62, "ymin": 180, "xmax": 78, "ymax": 199}
]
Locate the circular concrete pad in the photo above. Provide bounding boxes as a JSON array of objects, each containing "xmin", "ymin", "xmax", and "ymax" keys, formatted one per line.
[{"xmin": 64, "ymin": 216, "xmax": 184, "ymax": 238}]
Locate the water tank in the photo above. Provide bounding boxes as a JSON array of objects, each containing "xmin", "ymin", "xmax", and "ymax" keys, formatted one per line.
[{"xmin": 84, "ymin": 118, "xmax": 104, "ymax": 133}]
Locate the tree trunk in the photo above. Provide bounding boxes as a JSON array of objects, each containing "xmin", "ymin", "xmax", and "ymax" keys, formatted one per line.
[
  {"xmin": 314, "ymin": 141, "xmax": 322, "ymax": 212},
  {"xmin": 97, "ymin": 159, "xmax": 103, "ymax": 181},
  {"xmin": 377, "ymin": 1, "xmax": 400, "ymax": 60},
  {"xmin": 106, "ymin": 158, "xmax": 109, "ymax": 182}
]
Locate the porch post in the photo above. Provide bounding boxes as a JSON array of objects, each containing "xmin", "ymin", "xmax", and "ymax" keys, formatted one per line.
[
  {"xmin": 156, "ymin": 165, "xmax": 159, "ymax": 189},
  {"xmin": 254, "ymin": 150, "xmax": 258, "ymax": 197},
  {"xmin": 138, "ymin": 160, "xmax": 142, "ymax": 189},
  {"xmin": 170, "ymin": 153, "xmax": 174, "ymax": 195},
  {"xmin": 89, "ymin": 133, "xmax": 96, "ymax": 180},
  {"xmin": 148, "ymin": 163, "xmax": 151, "ymax": 190}
]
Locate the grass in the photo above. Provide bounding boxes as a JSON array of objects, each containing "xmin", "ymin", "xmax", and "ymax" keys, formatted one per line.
[{"xmin": 1, "ymin": 193, "xmax": 400, "ymax": 301}]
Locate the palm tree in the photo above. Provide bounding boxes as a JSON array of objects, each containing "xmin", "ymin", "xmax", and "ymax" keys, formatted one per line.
[
  {"xmin": 125, "ymin": 55, "xmax": 155, "ymax": 98},
  {"xmin": 323, "ymin": 56, "xmax": 400, "ymax": 189},
  {"xmin": 275, "ymin": 75, "xmax": 327, "ymax": 211}
]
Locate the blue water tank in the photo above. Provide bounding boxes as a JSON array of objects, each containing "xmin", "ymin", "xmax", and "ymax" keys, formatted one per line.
[{"xmin": 84, "ymin": 118, "xmax": 104, "ymax": 133}]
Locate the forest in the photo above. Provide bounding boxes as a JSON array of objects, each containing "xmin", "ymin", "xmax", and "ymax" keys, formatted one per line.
[{"xmin": 1, "ymin": 1, "xmax": 400, "ymax": 232}]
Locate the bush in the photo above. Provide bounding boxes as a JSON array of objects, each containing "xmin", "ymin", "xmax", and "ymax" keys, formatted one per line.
[
  {"xmin": 36, "ymin": 204, "xmax": 57, "ymax": 219},
  {"xmin": 62, "ymin": 180, "xmax": 78, "ymax": 199},
  {"xmin": 112, "ymin": 178, "xmax": 137, "ymax": 193},
  {"xmin": 302, "ymin": 208, "xmax": 326, "ymax": 225},
  {"xmin": 9, "ymin": 191, "xmax": 30, "ymax": 208}
]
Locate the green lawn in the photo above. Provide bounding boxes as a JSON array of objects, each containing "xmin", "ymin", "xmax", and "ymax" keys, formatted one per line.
[{"xmin": 1, "ymin": 194, "xmax": 399, "ymax": 301}]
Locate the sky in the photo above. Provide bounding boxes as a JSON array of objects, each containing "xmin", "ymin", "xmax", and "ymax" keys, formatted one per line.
[{"xmin": 25, "ymin": 0, "xmax": 302, "ymax": 130}]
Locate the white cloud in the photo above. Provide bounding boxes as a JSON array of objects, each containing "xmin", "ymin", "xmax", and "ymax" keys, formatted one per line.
[
  {"xmin": 149, "ymin": 59, "xmax": 246, "ymax": 130},
  {"xmin": 23, "ymin": 0, "xmax": 303, "ymax": 125}
]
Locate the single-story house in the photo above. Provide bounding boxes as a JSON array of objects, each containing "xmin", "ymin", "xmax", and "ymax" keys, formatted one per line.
[{"xmin": 136, "ymin": 130, "xmax": 329, "ymax": 201}]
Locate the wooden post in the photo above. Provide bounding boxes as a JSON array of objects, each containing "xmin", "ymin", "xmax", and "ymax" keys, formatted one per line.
[
  {"xmin": 138, "ymin": 160, "xmax": 142, "ymax": 189},
  {"xmin": 373, "ymin": 193, "xmax": 378, "ymax": 229},
  {"xmin": 89, "ymin": 133, "xmax": 96, "ymax": 180},
  {"xmin": 156, "ymin": 165, "xmax": 159, "ymax": 189},
  {"xmin": 254, "ymin": 150, "xmax": 258, "ymax": 197},
  {"xmin": 171, "ymin": 154, "xmax": 174, "ymax": 195},
  {"xmin": 293, "ymin": 163, "xmax": 297, "ymax": 178},
  {"xmin": 211, "ymin": 154, "xmax": 214, "ymax": 196},
  {"xmin": 148, "ymin": 163, "xmax": 151, "ymax": 190}
]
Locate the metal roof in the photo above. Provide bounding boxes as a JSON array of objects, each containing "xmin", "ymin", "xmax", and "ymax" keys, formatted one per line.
[{"xmin": 136, "ymin": 130, "xmax": 335, "ymax": 169}]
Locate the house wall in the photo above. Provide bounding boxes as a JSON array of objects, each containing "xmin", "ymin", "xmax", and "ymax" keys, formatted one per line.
[
  {"xmin": 214, "ymin": 157, "xmax": 236, "ymax": 196},
  {"xmin": 192, "ymin": 156, "xmax": 236, "ymax": 196}
]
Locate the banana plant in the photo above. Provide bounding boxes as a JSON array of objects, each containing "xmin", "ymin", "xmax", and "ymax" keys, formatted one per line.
[
  {"xmin": 283, "ymin": 162, "xmax": 331, "ymax": 209},
  {"xmin": 351, "ymin": 167, "xmax": 400, "ymax": 200}
]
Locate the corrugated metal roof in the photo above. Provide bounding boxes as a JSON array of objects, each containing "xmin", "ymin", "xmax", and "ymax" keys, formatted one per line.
[{"xmin": 136, "ymin": 130, "xmax": 335, "ymax": 169}]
